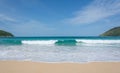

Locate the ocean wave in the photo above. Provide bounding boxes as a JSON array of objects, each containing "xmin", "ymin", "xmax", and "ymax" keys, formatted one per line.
[
  {"xmin": 22, "ymin": 40, "xmax": 77, "ymax": 46},
  {"xmin": 76, "ymin": 39, "xmax": 120, "ymax": 43},
  {"xmin": 0, "ymin": 40, "xmax": 22, "ymax": 45},
  {"xmin": 22, "ymin": 39, "xmax": 120, "ymax": 45},
  {"xmin": 1, "ymin": 39, "xmax": 120, "ymax": 45},
  {"xmin": 22, "ymin": 40, "xmax": 57, "ymax": 45}
]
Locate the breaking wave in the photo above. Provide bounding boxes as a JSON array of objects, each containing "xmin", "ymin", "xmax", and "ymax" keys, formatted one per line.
[
  {"xmin": 1, "ymin": 39, "xmax": 120, "ymax": 45},
  {"xmin": 22, "ymin": 39, "xmax": 120, "ymax": 45}
]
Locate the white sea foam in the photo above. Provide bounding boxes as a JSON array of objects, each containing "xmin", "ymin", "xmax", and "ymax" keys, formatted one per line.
[
  {"xmin": 21, "ymin": 39, "xmax": 120, "ymax": 45},
  {"xmin": 1, "ymin": 37, "xmax": 120, "ymax": 63},
  {"xmin": 76, "ymin": 39, "xmax": 120, "ymax": 43},
  {"xmin": 0, "ymin": 40, "xmax": 120, "ymax": 63},
  {"xmin": 22, "ymin": 40, "xmax": 57, "ymax": 45}
]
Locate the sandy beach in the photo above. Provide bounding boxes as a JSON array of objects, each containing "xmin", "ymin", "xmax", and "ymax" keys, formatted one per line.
[{"xmin": 0, "ymin": 61, "xmax": 120, "ymax": 73}]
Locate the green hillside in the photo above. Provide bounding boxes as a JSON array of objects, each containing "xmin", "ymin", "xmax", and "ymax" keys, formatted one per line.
[
  {"xmin": 0, "ymin": 30, "xmax": 14, "ymax": 37},
  {"xmin": 100, "ymin": 27, "xmax": 120, "ymax": 36}
]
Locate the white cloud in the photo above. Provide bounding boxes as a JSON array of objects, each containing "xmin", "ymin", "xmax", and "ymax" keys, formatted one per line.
[
  {"xmin": 0, "ymin": 14, "xmax": 16, "ymax": 22},
  {"xmin": 0, "ymin": 15, "xmax": 55, "ymax": 36},
  {"xmin": 66, "ymin": 0, "xmax": 120, "ymax": 24},
  {"xmin": 9, "ymin": 20, "xmax": 55, "ymax": 36}
]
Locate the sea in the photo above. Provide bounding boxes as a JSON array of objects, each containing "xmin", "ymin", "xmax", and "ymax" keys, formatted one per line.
[{"xmin": 0, "ymin": 36, "xmax": 120, "ymax": 63}]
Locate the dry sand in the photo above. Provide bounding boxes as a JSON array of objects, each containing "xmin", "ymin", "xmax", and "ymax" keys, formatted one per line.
[{"xmin": 0, "ymin": 61, "xmax": 120, "ymax": 73}]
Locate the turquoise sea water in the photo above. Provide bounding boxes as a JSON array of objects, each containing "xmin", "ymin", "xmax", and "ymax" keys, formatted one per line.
[{"xmin": 0, "ymin": 36, "xmax": 120, "ymax": 63}]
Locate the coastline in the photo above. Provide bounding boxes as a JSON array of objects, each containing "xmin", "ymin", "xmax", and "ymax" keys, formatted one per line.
[{"xmin": 0, "ymin": 61, "xmax": 120, "ymax": 73}]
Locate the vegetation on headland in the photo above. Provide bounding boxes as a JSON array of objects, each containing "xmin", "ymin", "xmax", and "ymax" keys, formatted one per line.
[
  {"xmin": 0, "ymin": 30, "xmax": 14, "ymax": 37},
  {"xmin": 100, "ymin": 26, "xmax": 120, "ymax": 36}
]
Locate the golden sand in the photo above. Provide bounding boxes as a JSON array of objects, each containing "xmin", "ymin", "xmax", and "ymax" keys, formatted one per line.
[{"xmin": 0, "ymin": 61, "xmax": 120, "ymax": 73}]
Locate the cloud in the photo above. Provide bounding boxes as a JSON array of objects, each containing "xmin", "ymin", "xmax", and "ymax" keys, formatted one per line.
[
  {"xmin": 0, "ymin": 14, "xmax": 55, "ymax": 36},
  {"xmin": 65, "ymin": 0, "xmax": 120, "ymax": 24},
  {"xmin": 7, "ymin": 20, "xmax": 55, "ymax": 36},
  {"xmin": 0, "ymin": 14, "xmax": 16, "ymax": 22}
]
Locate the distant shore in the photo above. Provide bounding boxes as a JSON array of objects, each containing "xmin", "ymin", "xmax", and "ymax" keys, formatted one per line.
[{"xmin": 0, "ymin": 61, "xmax": 120, "ymax": 73}]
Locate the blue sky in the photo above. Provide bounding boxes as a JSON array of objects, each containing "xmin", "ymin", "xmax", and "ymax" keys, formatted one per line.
[{"xmin": 0, "ymin": 0, "xmax": 120, "ymax": 36}]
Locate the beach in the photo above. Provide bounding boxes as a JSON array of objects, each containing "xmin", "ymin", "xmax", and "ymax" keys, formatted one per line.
[
  {"xmin": 0, "ymin": 37, "xmax": 120, "ymax": 73},
  {"xmin": 0, "ymin": 61, "xmax": 120, "ymax": 73}
]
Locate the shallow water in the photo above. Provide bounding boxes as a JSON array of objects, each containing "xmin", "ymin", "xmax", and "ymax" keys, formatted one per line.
[{"xmin": 0, "ymin": 37, "xmax": 120, "ymax": 63}]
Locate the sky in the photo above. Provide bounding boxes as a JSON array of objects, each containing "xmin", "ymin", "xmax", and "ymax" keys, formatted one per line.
[{"xmin": 0, "ymin": 0, "xmax": 120, "ymax": 36}]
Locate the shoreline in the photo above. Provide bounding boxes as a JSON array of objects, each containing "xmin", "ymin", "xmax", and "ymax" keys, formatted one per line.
[
  {"xmin": 0, "ymin": 61, "xmax": 120, "ymax": 73},
  {"xmin": 1, "ymin": 60, "xmax": 120, "ymax": 64}
]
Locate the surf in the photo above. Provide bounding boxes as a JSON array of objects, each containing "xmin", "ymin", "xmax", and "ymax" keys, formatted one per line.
[
  {"xmin": 76, "ymin": 39, "xmax": 120, "ymax": 43},
  {"xmin": 0, "ymin": 37, "xmax": 120, "ymax": 63},
  {"xmin": 0, "ymin": 39, "xmax": 22, "ymax": 45},
  {"xmin": 1, "ymin": 37, "xmax": 120, "ymax": 45},
  {"xmin": 22, "ymin": 40, "xmax": 57, "ymax": 45}
]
